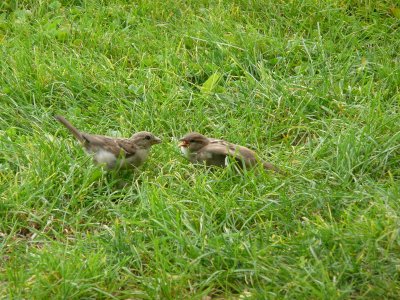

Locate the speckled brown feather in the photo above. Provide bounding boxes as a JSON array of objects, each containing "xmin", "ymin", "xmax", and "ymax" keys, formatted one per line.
[
  {"xmin": 180, "ymin": 132, "xmax": 282, "ymax": 173},
  {"xmin": 55, "ymin": 115, "xmax": 161, "ymax": 169}
]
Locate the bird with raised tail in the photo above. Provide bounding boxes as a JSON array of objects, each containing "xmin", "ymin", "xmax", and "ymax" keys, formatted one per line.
[
  {"xmin": 55, "ymin": 115, "xmax": 161, "ymax": 170},
  {"xmin": 179, "ymin": 132, "xmax": 282, "ymax": 173}
]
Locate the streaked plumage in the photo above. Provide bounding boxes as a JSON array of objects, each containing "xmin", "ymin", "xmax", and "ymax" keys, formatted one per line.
[
  {"xmin": 55, "ymin": 115, "xmax": 161, "ymax": 169},
  {"xmin": 179, "ymin": 132, "xmax": 281, "ymax": 173}
]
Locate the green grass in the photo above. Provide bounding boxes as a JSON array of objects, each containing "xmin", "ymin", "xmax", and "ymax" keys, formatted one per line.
[{"xmin": 1, "ymin": 0, "xmax": 400, "ymax": 298}]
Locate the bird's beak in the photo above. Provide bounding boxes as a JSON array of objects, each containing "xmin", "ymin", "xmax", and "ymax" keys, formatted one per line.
[
  {"xmin": 153, "ymin": 137, "xmax": 162, "ymax": 144},
  {"xmin": 179, "ymin": 140, "xmax": 189, "ymax": 147}
]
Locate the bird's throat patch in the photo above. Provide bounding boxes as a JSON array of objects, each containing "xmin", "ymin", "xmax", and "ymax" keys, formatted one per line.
[{"xmin": 180, "ymin": 146, "xmax": 190, "ymax": 158}]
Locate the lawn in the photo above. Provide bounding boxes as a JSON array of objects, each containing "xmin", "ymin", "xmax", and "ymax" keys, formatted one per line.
[{"xmin": 1, "ymin": 0, "xmax": 399, "ymax": 298}]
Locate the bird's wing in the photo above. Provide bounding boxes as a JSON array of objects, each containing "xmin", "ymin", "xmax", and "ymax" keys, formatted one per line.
[
  {"xmin": 115, "ymin": 139, "xmax": 138, "ymax": 158},
  {"xmin": 199, "ymin": 141, "xmax": 257, "ymax": 167},
  {"xmin": 81, "ymin": 135, "xmax": 137, "ymax": 157},
  {"xmin": 207, "ymin": 139, "xmax": 281, "ymax": 173}
]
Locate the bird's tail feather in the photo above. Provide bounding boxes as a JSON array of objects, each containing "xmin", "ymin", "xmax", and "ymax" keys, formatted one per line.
[{"xmin": 54, "ymin": 115, "xmax": 84, "ymax": 143}]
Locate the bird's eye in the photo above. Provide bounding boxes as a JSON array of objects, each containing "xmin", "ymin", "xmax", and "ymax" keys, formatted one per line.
[
  {"xmin": 145, "ymin": 135, "xmax": 151, "ymax": 140},
  {"xmin": 190, "ymin": 139, "xmax": 196, "ymax": 143}
]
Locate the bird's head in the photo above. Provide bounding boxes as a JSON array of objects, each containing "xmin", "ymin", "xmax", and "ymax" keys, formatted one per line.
[
  {"xmin": 131, "ymin": 131, "xmax": 162, "ymax": 149},
  {"xmin": 179, "ymin": 132, "xmax": 209, "ymax": 152}
]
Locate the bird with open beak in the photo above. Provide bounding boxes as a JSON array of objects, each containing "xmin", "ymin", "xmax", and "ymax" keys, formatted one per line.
[
  {"xmin": 55, "ymin": 115, "xmax": 161, "ymax": 170},
  {"xmin": 179, "ymin": 132, "xmax": 281, "ymax": 173}
]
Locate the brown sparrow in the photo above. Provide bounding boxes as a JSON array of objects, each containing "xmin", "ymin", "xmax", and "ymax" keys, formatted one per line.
[
  {"xmin": 179, "ymin": 132, "xmax": 281, "ymax": 173},
  {"xmin": 55, "ymin": 115, "xmax": 161, "ymax": 169}
]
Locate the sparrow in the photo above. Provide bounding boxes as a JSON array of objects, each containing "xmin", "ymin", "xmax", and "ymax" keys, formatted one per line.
[
  {"xmin": 179, "ymin": 132, "xmax": 281, "ymax": 173},
  {"xmin": 55, "ymin": 115, "xmax": 161, "ymax": 170}
]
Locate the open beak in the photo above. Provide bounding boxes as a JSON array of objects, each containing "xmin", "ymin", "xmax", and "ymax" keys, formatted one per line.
[{"xmin": 179, "ymin": 140, "xmax": 189, "ymax": 147}]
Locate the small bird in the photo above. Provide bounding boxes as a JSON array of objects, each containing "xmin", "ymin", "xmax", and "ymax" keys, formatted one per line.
[
  {"xmin": 55, "ymin": 115, "xmax": 161, "ymax": 170},
  {"xmin": 179, "ymin": 132, "xmax": 281, "ymax": 173}
]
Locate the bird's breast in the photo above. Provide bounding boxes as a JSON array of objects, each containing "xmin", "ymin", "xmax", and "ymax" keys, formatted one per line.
[
  {"xmin": 94, "ymin": 149, "xmax": 117, "ymax": 168},
  {"xmin": 122, "ymin": 148, "xmax": 149, "ymax": 167},
  {"xmin": 135, "ymin": 149, "xmax": 149, "ymax": 161},
  {"xmin": 180, "ymin": 146, "xmax": 190, "ymax": 158}
]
